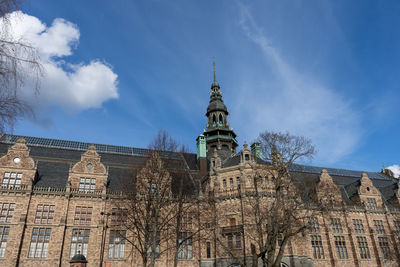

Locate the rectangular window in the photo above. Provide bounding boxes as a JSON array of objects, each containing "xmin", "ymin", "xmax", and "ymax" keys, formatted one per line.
[
  {"xmin": 223, "ymin": 179, "xmax": 227, "ymax": 189},
  {"xmin": 206, "ymin": 242, "xmax": 211, "ymax": 258},
  {"xmin": 178, "ymin": 232, "xmax": 193, "ymax": 259},
  {"xmin": 0, "ymin": 203, "xmax": 15, "ymax": 223},
  {"xmin": 229, "ymin": 178, "xmax": 234, "ymax": 190},
  {"xmin": 235, "ymin": 234, "xmax": 242, "ymax": 248},
  {"xmin": 356, "ymin": 236, "xmax": 370, "ymax": 259},
  {"xmin": 108, "ymin": 230, "xmax": 125, "ymax": 259},
  {"xmin": 378, "ymin": 236, "xmax": 390, "ymax": 259},
  {"xmin": 28, "ymin": 228, "xmax": 51, "ymax": 258},
  {"xmin": 111, "ymin": 208, "xmax": 127, "ymax": 226},
  {"xmin": 35, "ymin": 204, "xmax": 55, "ymax": 224},
  {"xmin": 331, "ymin": 218, "xmax": 343, "ymax": 233},
  {"xmin": 352, "ymin": 219, "xmax": 364, "ymax": 234},
  {"xmin": 74, "ymin": 206, "xmax": 92, "ymax": 225},
  {"xmin": 373, "ymin": 220, "xmax": 385, "ymax": 235},
  {"xmin": 70, "ymin": 229, "xmax": 90, "ymax": 257},
  {"xmin": 236, "ymin": 177, "xmax": 240, "ymax": 189},
  {"xmin": 311, "ymin": 235, "xmax": 324, "ymax": 259},
  {"xmin": 78, "ymin": 178, "xmax": 96, "ymax": 192},
  {"xmin": 227, "ymin": 234, "xmax": 233, "ymax": 248},
  {"xmin": 334, "ymin": 236, "xmax": 348, "ymax": 259},
  {"xmin": 2, "ymin": 172, "xmax": 22, "ymax": 188},
  {"xmin": 366, "ymin": 198, "xmax": 377, "ymax": 209},
  {"xmin": 0, "ymin": 226, "xmax": 9, "ymax": 258},
  {"xmin": 309, "ymin": 217, "xmax": 320, "ymax": 233}
]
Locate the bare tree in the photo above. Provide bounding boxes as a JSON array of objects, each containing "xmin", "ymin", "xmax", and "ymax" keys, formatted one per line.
[
  {"xmin": 148, "ymin": 129, "xmax": 179, "ymax": 152},
  {"xmin": 114, "ymin": 150, "xmax": 177, "ymax": 267},
  {"xmin": 245, "ymin": 131, "xmax": 315, "ymax": 267},
  {"xmin": 0, "ymin": 1, "xmax": 42, "ymax": 133},
  {"xmin": 111, "ymin": 130, "xmax": 207, "ymax": 267}
]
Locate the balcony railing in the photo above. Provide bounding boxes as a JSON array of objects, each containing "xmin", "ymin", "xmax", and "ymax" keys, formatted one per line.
[
  {"xmin": 70, "ymin": 188, "xmax": 103, "ymax": 195},
  {"xmin": 33, "ymin": 186, "xmax": 66, "ymax": 193},
  {"xmin": 0, "ymin": 184, "xmax": 29, "ymax": 191}
]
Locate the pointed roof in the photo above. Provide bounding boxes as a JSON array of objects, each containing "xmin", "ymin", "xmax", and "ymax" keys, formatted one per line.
[{"xmin": 206, "ymin": 60, "xmax": 228, "ymax": 116}]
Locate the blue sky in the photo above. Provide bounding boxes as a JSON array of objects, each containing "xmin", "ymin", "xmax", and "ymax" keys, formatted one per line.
[{"xmin": 10, "ymin": 0, "xmax": 400, "ymax": 173}]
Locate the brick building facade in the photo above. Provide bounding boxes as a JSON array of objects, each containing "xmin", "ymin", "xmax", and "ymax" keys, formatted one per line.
[{"xmin": 0, "ymin": 71, "xmax": 399, "ymax": 267}]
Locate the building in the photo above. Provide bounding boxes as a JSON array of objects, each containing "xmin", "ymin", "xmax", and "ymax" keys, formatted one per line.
[{"xmin": 0, "ymin": 69, "xmax": 399, "ymax": 267}]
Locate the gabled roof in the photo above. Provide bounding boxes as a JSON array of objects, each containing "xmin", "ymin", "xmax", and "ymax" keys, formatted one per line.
[{"xmin": 0, "ymin": 134, "xmax": 199, "ymax": 195}]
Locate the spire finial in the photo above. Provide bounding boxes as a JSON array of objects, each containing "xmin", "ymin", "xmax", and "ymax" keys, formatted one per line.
[{"xmin": 212, "ymin": 57, "xmax": 216, "ymax": 82}]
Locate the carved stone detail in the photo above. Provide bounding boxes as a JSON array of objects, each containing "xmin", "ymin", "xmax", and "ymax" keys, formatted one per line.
[
  {"xmin": 0, "ymin": 138, "xmax": 35, "ymax": 169},
  {"xmin": 71, "ymin": 145, "xmax": 106, "ymax": 175}
]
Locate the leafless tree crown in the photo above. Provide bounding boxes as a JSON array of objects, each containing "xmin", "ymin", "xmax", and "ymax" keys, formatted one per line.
[{"xmin": 0, "ymin": 0, "xmax": 42, "ymax": 133}]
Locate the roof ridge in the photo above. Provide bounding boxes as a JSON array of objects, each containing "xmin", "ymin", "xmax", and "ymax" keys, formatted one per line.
[{"xmin": 0, "ymin": 134, "xmax": 196, "ymax": 158}]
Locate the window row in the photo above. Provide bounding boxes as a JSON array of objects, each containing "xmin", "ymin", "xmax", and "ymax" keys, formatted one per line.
[
  {"xmin": 2, "ymin": 172, "xmax": 22, "ymax": 188},
  {"xmin": 309, "ymin": 217, "xmax": 391, "ymax": 236},
  {"xmin": 311, "ymin": 234, "xmax": 393, "ymax": 261}
]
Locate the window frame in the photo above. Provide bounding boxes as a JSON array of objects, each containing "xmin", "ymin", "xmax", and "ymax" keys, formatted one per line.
[
  {"xmin": 28, "ymin": 228, "xmax": 51, "ymax": 258},
  {"xmin": 70, "ymin": 228, "xmax": 90, "ymax": 258},
  {"xmin": 108, "ymin": 230, "xmax": 126, "ymax": 259}
]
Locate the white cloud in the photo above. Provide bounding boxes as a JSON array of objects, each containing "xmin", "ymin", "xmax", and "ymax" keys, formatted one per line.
[
  {"xmin": 387, "ymin": 165, "xmax": 400, "ymax": 178},
  {"xmin": 2, "ymin": 11, "xmax": 118, "ymax": 112},
  {"xmin": 234, "ymin": 3, "xmax": 361, "ymax": 164}
]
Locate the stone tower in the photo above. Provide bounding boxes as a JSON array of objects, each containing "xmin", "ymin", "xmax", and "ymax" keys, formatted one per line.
[{"xmin": 203, "ymin": 62, "xmax": 238, "ymax": 159}]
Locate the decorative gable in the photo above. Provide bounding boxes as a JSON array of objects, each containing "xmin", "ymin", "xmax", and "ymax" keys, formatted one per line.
[
  {"xmin": 357, "ymin": 173, "xmax": 382, "ymax": 209},
  {"xmin": 315, "ymin": 169, "xmax": 342, "ymax": 206},
  {"xmin": 71, "ymin": 145, "xmax": 106, "ymax": 174},
  {"xmin": 0, "ymin": 138, "xmax": 36, "ymax": 187},
  {"xmin": 0, "ymin": 138, "xmax": 35, "ymax": 169},
  {"xmin": 68, "ymin": 145, "xmax": 108, "ymax": 192}
]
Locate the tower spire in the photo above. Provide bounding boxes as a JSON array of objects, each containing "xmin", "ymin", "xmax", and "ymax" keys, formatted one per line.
[
  {"xmin": 213, "ymin": 58, "xmax": 216, "ymax": 83},
  {"xmin": 211, "ymin": 57, "xmax": 220, "ymax": 90},
  {"xmin": 203, "ymin": 61, "xmax": 237, "ymax": 158}
]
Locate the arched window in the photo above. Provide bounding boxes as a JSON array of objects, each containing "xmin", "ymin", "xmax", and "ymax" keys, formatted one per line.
[
  {"xmin": 229, "ymin": 178, "xmax": 234, "ymax": 190},
  {"xmin": 223, "ymin": 179, "xmax": 227, "ymax": 189},
  {"xmin": 219, "ymin": 114, "xmax": 223, "ymax": 125},
  {"xmin": 212, "ymin": 115, "xmax": 216, "ymax": 127}
]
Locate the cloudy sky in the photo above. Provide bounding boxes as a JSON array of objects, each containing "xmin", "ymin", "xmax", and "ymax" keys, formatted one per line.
[{"xmin": 8, "ymin": 0, "xmax": 400, "ymax": 175}]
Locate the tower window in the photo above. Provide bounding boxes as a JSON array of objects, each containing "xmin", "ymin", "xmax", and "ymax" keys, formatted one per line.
[
  {"xmin": 212, "ymin": 115, "xmax": 216, "ymax": 127},
  {"xmin": 245, "ymin": 154, "xmax": 250, "ymax": 161},
  {"xmin": 219, "ymin": 114, "xmax": 223, "ymax": 125}
]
